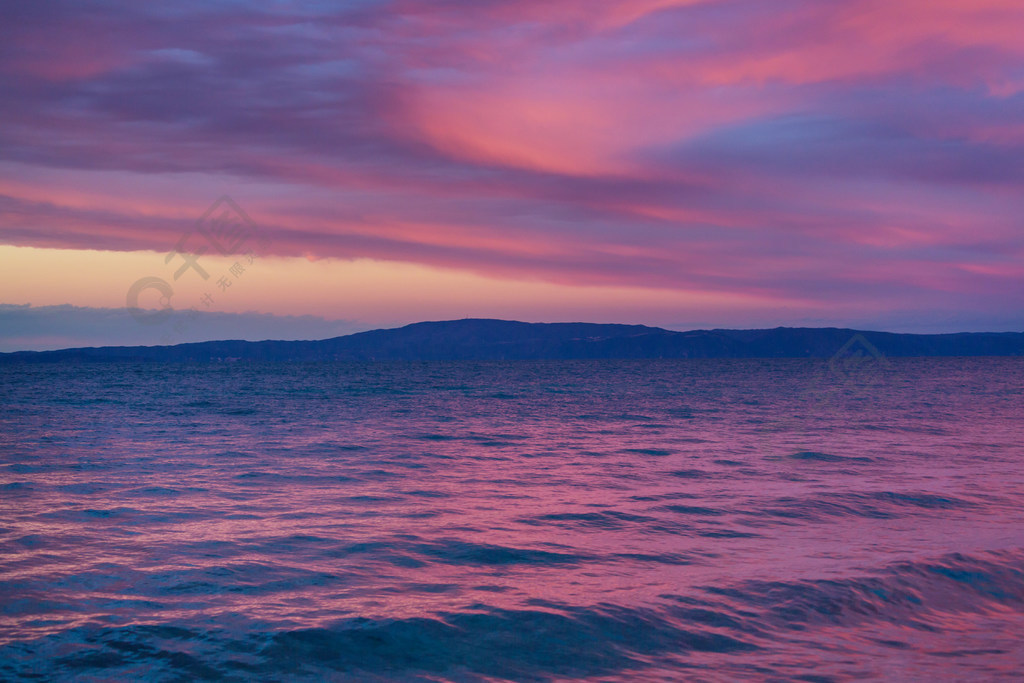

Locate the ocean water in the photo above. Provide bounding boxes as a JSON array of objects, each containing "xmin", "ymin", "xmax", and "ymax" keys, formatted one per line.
[{"xmin": 1, "ymin": 358, "xmax": 1023, "ymax": 681}]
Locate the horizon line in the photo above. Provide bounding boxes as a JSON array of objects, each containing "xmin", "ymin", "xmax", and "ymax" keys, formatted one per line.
[{"xmin": 3, "ymin": 317, "xmax": 1024, "ymax": 356}]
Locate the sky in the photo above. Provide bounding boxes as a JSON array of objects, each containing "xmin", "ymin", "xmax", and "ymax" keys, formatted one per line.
[{"xmin": 2, "ymin": 0, "xmax": 1024, "ymax": 350}]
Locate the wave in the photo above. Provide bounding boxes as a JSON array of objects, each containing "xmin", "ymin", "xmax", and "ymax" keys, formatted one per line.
[
  {"xmin": 699, "ymin": 548, "xmax": 1024, "ymax": 632},
  {"xmin": 4, "ymin": 549, "xmax": 1021, "ymax": 680},
  {"xmin": 752, "ymin": 490, "xmax": 977, "ymax": 523}
]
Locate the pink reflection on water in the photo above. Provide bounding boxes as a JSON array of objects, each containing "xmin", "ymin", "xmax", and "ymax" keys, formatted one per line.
[{"xmin": 2, "ymin": 359, "xmax": 1024, "ymax": 678}]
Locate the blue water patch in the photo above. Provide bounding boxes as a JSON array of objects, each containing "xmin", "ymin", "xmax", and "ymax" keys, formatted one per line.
[{"xmin": 2, "ymin": 358, "xmax": 1024, "ymax": 680}]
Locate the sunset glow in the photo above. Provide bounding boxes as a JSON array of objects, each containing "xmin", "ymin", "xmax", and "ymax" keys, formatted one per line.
[
  {"xmin": 4, "ymin": 5, "xmax": 1024, "ymax": 679},
  {"xmin": 3, "ymin": 0, "xmax": 1024, "ymax": 344}
]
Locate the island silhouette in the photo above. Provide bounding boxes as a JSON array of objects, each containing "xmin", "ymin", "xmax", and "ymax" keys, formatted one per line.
[{"xmin": 3, "ymin": 319, "xmax": 1023, "ymax": 362}]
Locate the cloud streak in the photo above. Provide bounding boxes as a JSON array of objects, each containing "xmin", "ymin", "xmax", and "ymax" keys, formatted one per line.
[
  {"xmin": 0, "ymin": 303, "xmax": 367, "ymax": 352},
  {"xmin": 1, "ymin": 0, "xmax": 1023, "ymax": 327}
]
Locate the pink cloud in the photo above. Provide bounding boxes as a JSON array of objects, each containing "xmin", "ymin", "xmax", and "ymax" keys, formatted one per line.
[{"xmin": 1, "ymin": 0, "xmax": 1023, "ymax": 328}]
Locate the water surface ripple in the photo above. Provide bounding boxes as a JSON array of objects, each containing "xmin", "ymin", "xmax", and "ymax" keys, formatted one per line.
[{"xmin": 1, "ymin": 358, "xmax": 1023, "ymax": 680}]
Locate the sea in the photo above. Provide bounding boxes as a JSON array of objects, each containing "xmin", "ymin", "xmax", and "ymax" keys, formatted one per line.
[{"xmin": 1, "ymin": 357, "xmax": 1023, "ymax": 681}]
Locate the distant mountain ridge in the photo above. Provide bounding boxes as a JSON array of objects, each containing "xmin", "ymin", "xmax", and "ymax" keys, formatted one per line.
[{"xmin": 2, "ymin": 318, "xmax": 1024, "ymax": 362}]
